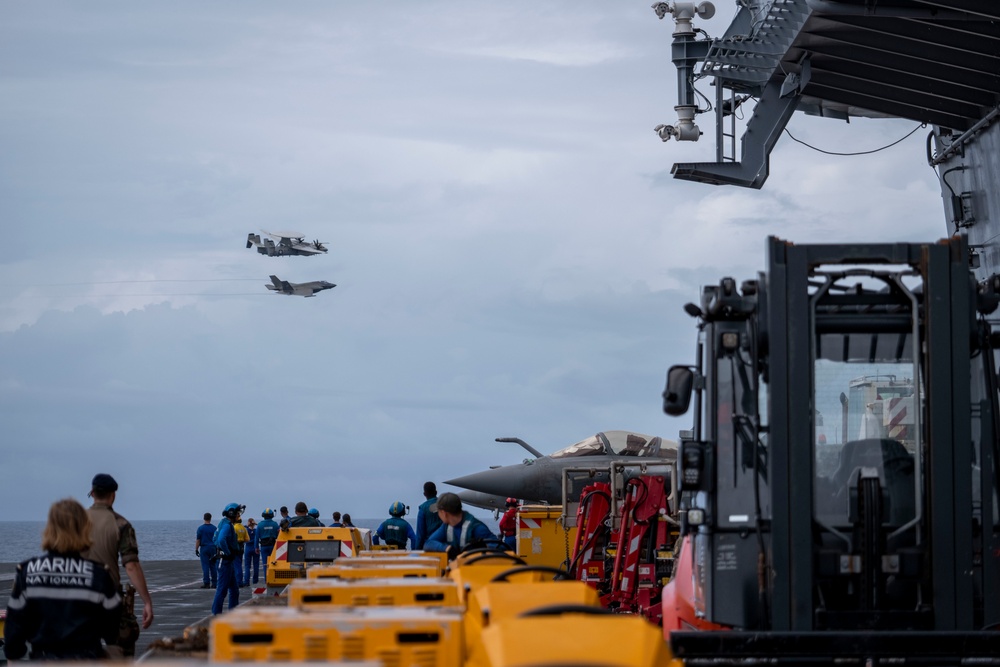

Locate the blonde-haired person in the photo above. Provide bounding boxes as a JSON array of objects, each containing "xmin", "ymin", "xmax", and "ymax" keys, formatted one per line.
[{"xmin": 3, "ymin": 499, "xmax": 121, "ymax": 660}]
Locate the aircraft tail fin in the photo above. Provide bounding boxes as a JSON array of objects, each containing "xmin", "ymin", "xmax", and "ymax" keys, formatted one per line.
[{"xmin": 268, "ymin": 275, "xmax": 282, "ymax": 290}]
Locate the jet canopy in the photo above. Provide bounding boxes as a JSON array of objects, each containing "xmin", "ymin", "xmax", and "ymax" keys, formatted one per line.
[{"xmin": 549, "ymin": 430, "xmax": 664, "ymax": 459}]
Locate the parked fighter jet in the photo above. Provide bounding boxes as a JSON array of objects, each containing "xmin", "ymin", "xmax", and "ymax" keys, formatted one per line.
[
  {"xmin": 247, "ymin": 231, "xmax": 328, "ymax": 257},
  {"xmin": 265, "ymin": 275, "xmax": 336, "ymax": 297},
  {"xmin": 446, "ymin": 430, "xmax": 677, "ymax": 505}
]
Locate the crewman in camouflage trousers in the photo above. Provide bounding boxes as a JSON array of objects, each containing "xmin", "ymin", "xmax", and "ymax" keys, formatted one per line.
[{"xmin": 83, "ymin": 473, "xmax": 154, "ymax": 658}]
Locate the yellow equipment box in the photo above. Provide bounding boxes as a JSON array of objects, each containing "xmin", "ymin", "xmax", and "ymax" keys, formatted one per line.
[
  {"xmin": 286, "ymin": 577, "xmax": 461, "ymax": 608},
  {"xmin": 516, "ymin": 505, "xmax": 575, "ymax": 569},
  {"xmin": 464, "ymin": 580, "xmax": 602, "ymax": 667},
  {"xmin": 469, "ymin": 579, "xmax": 600, "ymax": 628},
  {"xmin": 307, "ymin": 563, "xmax": 440, "ymax": 580},
  {"xmin": 333, "ymin": 556, "xmax": 444, "ymax": 576},
  {"xmin": 479, "ymin": 611, "xmax": 674, "ymax": 667},
  {"xmin": 357, "ymin": 550, "xmax": 450, "ymax": 571},
  {"xmin": 448, "ymin": 559, "xmax": 566, "ymax": 605},
  {"xmin": 211, "ymin": 605, "xmax": 463, "ymax": 665},
  {"xmin": 266, "ymin": 527, "xmax": 364, "ymax": 593}
]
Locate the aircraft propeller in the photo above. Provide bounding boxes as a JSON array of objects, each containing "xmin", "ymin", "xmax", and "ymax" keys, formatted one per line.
[{"xmin": 312, "ymin": 239, "xmax": 328, "ymax": 251}]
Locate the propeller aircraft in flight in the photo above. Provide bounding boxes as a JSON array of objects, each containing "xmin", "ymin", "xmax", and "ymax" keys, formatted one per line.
[{"xmin": 247, "ymin": 231, "xmax": 328, "ymax": 257}]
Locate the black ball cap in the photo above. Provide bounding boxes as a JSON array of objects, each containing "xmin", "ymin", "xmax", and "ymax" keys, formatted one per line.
[{"xmin": 91, "ymin": 473, "xmax": 118, "ymax": 493}]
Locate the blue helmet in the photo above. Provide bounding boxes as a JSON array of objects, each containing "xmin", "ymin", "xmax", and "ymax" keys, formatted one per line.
[
  {"xmin": 308, "ymin": 508, "xmax": 320, "ymax": 518},
  {"xmin": 262, "ymin": 508, "xmax": 274, "ymax": 519},
  {"xmin": 223, "ymin": 502, "xmax": 241, "ymax": 519},
  {"xmin": 389, "ymin": 501, "xmax": 406, "ymax": 517}
]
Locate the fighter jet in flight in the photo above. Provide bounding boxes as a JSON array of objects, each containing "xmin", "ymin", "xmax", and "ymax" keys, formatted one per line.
[
  {"xmin": 247, "ymin": 231, "xmax": 328, "ymax": 257},
  {"xmin": 265, "ymin": 275, "xmax": 336, "ymax": 297},
  {"xmin": 446, "ymin": 430, "xmax": 677, "ymax": 505}
]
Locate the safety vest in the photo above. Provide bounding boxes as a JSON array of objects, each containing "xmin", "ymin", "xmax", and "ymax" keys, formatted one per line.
[
  {"xmin": 233, "ymin": 522, "xmax": 248, "ymax": 554},
  {"xmin": 445, "ymin": 513, "xmax": 487, "ymax": 549}
]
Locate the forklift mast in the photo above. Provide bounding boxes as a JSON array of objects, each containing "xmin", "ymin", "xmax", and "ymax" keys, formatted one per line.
[{"xmin": 663, "ymin": 237, "xmax": 1000, "ymax": 660}]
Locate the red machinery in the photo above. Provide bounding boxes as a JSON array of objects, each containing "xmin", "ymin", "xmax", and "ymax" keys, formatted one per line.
[{"xmin": 569, "ymin": 475, "xmax": 677, "ymax": 625}]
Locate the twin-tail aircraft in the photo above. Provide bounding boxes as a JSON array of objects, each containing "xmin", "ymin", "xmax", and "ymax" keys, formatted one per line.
[
  {"xmin": 265, "ymin": 275, "xmax": 336, "ymax": 298},
  {"xmin": 247, "ymin": 231, "xmax": 328, "ymax": 257}
]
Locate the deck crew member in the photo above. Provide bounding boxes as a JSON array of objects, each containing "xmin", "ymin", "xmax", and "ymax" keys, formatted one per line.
[
  {"xmin": 256, "ymin": 509, "xmax": 280, "ymax": 584},
  {"xmin": 243, "ymin": 518, "xmax": 259, "ymax": 586},
  {"xmin": 424, "ymin": 492, "xmax": 496, "ymax": 559},
  {"xmin": 376, "ymin": 502, "xmax": 417, "ymax": 549},
  {"xmin": 331, "ymin": 511, "xmax": 343, "ymax": 527},
  {"xmin": 233, "ymin": 515, "xmax": 249, "ymax": 587},
  {"xmin": 308, "ymin": 508, "xmax": 325, "ymax": 526},
  {"xmin": 82, "ymin": 473, "xmax": 153, "ymax": 658},
  {"xmin": 498, "ymin": 498, "xmax": 519, "ymax": 551},
  {"xmin": 4, "ymin": 499, "xmax": 121, "ymax": 661},
  {"xmin": 195, "ymin": 513, "xmax": 217, "ymax": 588},
  {"xmin": 212, "ymin": 503, "xmax": 242, "ymax": 614},
  {"xmin": 415, "ymin": 481, "xmax": 443, "ymax": 550},
  {"xmin": 288, "ymin": 501, "xmax": 321, "ymax": 527}
]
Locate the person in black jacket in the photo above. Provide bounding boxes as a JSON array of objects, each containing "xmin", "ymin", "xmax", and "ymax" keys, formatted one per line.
[{"xmin": 4, "ymin": 498, "xmax": 121, "ymax": 660}]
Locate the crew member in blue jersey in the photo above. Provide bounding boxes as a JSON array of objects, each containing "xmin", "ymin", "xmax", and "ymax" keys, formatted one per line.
[
  {"xmin": 415, "ymin": 481, "xmax": 443, "ymax": 550},
  {"xmin": 424, "ymin": 492, "xmax": 496, "ymax": 559},
  {"xmin": 211, "ymin": 503, "xmax": 242, "ymax": 615},
  {"xmin": 195, "ymin": 513, "xmax": 217, "ymax": 588},
  {"xmin": 256, "ymin": 509, "xmax": 280, "ymax": 584},
  {"xmin": 308, "ymin": 508, "xmax": 325, "ymax": 526},
  {"xmin": 377, "ymin": 502, "xmax": 417, "ymax": 549},
  {"xmin": 243, "ymin": 517, "xmax": 259, "ymax": 586}
]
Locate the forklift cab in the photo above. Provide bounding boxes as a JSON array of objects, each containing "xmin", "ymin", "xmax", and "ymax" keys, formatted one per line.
[{"xmin": 663, "ymin": 237, "xmax": 1000, "ymax": 659}]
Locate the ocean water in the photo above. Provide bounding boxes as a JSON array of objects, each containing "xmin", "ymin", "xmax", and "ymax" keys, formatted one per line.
[{"xmin": 0, "ymin": 518, "xmax": 395, "ymax": 563}]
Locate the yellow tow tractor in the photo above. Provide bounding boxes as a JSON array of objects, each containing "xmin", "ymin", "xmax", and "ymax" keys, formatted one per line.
[{"xmin": 265, "ymin": 526, "xmax": 365, "ymax": 595}]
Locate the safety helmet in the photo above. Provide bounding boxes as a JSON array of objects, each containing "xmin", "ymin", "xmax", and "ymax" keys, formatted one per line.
[
  {"xmin": 389, "ymin": 501, "xmax": 407, "ymax": 517},
  {"xmin": 308, "ymin": 508, "xmax": 320, "ymax": 518},
  {"xmin": 505, "ymin": 497, "xmax": 518, "ymax": 507},
  {"xmin": 223, "ymin": 502, "xmax": 241, "ymax": 519},
  {"xmin": 262, "ymin": 508, "xmax": 274, "ymax": 519}
]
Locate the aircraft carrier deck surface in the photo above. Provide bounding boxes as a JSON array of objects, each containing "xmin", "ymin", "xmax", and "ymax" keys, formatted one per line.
[{"xmin": 1, "ymin": 560, "xmax": 225, "ymax": 659}]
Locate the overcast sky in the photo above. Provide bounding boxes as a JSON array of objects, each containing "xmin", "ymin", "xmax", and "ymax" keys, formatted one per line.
[{"xmin": 0, "ymin": 1, "xmax": 947, "ymax": 521}]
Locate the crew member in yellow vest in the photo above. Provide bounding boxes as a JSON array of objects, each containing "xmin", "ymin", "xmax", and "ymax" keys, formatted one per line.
[{"xmin": 233, "ymin": 516, "xmax": 249, "ymax": 587}]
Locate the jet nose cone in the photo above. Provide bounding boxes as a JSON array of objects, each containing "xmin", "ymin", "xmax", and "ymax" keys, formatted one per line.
[
  {"xmin": 445, "ymin": 468, "xmax": 517, "ymax": 498},
  {"xmin": 446, "ymin": 462, "xmax": 558, "ymax": 504}
]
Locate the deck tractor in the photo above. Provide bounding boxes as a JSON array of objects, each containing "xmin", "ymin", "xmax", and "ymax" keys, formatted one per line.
[{"xmin": 662, "ymin": 237, "xmax": 1000, "ymax": 663}]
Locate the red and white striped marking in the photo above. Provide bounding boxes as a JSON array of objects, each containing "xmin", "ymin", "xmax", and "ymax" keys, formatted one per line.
[
  {"xmin": 620, "ymin": 534, "xmax": 643, "ymax": 591},
  {"xmin": 274, "ymin": 541, "xmax": 288, "ymax": 561},
  {"xmin": 886, "ymin": 397, "xmax": 912, "ymax": 439},
  {"xmin": 518, "ymin": 517, "xmax": 541, "ymax": 530}
]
